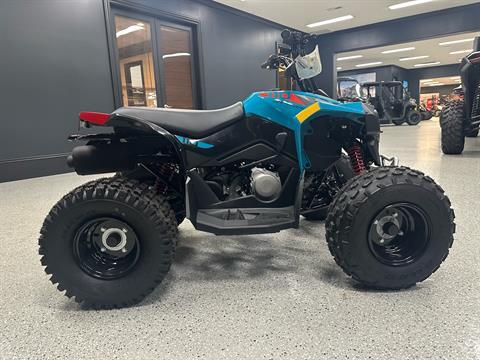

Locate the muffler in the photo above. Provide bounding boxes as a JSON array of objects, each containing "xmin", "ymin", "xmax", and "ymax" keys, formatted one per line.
[{"xmin": 67, "ymin": 144, "xmax": 135, "ymax": 175}]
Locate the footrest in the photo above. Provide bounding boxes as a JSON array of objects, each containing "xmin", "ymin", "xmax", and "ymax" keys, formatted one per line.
[{"xmin": 195, "ymin": 207, "xmax": 295, "ymax": 235}]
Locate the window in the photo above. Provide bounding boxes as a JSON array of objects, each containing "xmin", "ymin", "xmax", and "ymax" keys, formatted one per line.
[
  {"xmin": 114, "ymin": 16, "xmax": 157, "ymax": 107},
  {"xmin": 112, "ymin": 12, "xmax": 200, "ymax": 109}
]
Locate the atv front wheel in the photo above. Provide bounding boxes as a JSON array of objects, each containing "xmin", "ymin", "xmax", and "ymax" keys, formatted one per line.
[
  {"xmin": 325, "ymin": 167, "xmax": 455, "ymax": 289},
  {"xmin": 39, "ymin": 177, "xmax": 178, "ymax": 309},
  {"xmin": 441, "ymin": 100, "xmax": 465, "ymax": 154},
  {"xmin": 406, "ymin": 111, "xmax": 422, "ymax": 125}
]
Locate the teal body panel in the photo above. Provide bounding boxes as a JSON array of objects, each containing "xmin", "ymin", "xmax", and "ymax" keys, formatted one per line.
[{"xmin": 243, "ymin": 90, "xmax": 366, "ymax": 169}]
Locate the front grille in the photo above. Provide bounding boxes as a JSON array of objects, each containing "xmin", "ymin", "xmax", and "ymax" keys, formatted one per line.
[{"xmin": 471, "ymin": 80, "xmax": 480, "ymax": 118}]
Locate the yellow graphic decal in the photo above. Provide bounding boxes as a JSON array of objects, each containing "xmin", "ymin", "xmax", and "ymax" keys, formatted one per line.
[{"xmin": 296, "ymin": 102, "xmax": 320, "ymax": 123}]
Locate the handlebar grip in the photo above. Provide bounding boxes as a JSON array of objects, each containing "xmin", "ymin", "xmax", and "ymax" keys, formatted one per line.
[{"xmin": 261, "ymin": 61, "xmax": 269, "ymax": 69}]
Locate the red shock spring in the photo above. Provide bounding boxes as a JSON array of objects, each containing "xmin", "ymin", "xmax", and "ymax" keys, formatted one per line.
[{"xmin": 346, "ymin": 143, "xmax": 366, "ymax": 175}]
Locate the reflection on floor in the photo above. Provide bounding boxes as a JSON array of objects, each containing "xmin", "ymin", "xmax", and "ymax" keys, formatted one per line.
[{"xmin": 1, "ymin": 118, "xmax": 479, "ymax": 359}]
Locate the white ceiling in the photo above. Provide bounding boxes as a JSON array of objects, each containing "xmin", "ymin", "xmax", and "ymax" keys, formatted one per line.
[
  {"xmin": 214, "ymin": 0, "xmax": 479, "ymax": 34},
  {"xmin": 336, "ymin": 31, "xmax": 479, "ymax": 71}
]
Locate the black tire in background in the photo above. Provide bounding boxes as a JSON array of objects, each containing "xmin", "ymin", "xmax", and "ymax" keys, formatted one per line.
[
  {"xmin": 392, "ymin": 118, "xmax": 404, "ymax": 126},
  {"xmin": 39, "ymin": 177, "xmax": 178, "ymax": 309},
  {"xmin": 406, "ymin": 110, "xmax": 422, "ymax": 125},
  {"xmin": 325, "ymin": 167, "xmax": 455, "ymax": 290},
  {"xmin": 466, "ymin": 128, "xmax": 479, "ymax": 137},
  {"xmin": 421, "ymin": 111, "xmax": 433, "ymax": 120},
  {"xmin": 441, "ymin": 100, "xmax": 465, "ymax": 154}
]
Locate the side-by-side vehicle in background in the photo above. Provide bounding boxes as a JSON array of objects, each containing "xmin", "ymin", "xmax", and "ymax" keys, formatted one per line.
[
  {"xmin": 39, "ymin": 30, "xmax": 455, "ymax": 309},
  {"xmin": 363, "ymin": 81, "xmax": 421, "ymax": 125}
]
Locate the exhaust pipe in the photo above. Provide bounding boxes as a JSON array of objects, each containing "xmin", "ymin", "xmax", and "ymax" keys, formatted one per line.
[{"xmin": 67, "ymin": 144, "xmax": 135, "ymax": 175}]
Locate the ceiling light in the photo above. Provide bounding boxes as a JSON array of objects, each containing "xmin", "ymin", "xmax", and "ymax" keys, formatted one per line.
[
  {"xmin": 381, "ymin": 47, "xmax": 415, "ymax": 54},
  {"xmin": 449, "ymin": 49, "xmax": 472, "ymax": 55},
  {"xmin": 336, "ymin": 67, "xmax": 342, "ymax": 70},
  {"xmin": 439, "ymin": 38, "xmax": 474, "ymax": 46},
  {"xmin": 116, "ymin": 23, "xmax": 145, "ymax": 38},
  {"xmin": 450, "ymin": 76, "xmax": 460, "ymax": 79},
  {"xmin": 337, "ymin": 55, "xmax": 363, "ymax": 61},
  {"xmin": 420, "ymin": 79, "xmax": 434, "ymax": 82},
  {"xmin": 162, "ymin": 52, "xmax": 191, "ymax": 59},
  {"xmin": 399, "ymin": 55, "xmax": 429, "ymax": 61},
  {"xmin": 414, "ymin": 62, "xmax": 441, "ymax": 67},
  {"xmin": 356, "ymin": 61, "xmax": 383, "ymax": 67},
  {"xmin": 306, "ymin": 15, "xmax": 354, "ymax": 28},
  {"xmin": 389, "ymin": 0, "xmax": 434, "ymax": 10}
]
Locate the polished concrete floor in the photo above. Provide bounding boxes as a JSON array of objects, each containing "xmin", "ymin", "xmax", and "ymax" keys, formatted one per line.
[{"xmin": 1, "ymin": 119, "xmax": 479, "ymax": 359}]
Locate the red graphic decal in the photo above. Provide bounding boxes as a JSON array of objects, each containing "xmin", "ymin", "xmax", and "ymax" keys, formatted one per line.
[
  {"xmin": 289, "ymin": 93, "xmax": 305, "ymax": 105},
  {"xmin": 259, "ymin": 92, "xmax": 269, "ymax": 97}
]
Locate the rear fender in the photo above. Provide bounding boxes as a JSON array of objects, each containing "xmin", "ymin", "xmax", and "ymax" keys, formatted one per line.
[
  {"xmin": 108, "ymin": 113, "xmax": 187, "ymax": 172},
  {"xmin": 69, "ymin": 113, "xmax": 187, "ymax": 175}
]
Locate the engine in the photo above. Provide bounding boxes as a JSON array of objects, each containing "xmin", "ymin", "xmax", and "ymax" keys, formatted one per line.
[
  {"xmin": 250, "ymin": 167, "xmax": 282, "ymax": 202},
  {"xmin": 202, "ymin": 165, "xmax": 282, "ymax": 203}
]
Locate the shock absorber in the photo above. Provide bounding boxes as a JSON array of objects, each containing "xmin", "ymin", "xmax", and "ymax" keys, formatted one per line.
[
  {"xmin": 155, "ymin": 163, "xmax": 178, "ymax": 194},
  {"xmin": 346, "ymin": 143, "xmax": 366, "ymax": 175}
]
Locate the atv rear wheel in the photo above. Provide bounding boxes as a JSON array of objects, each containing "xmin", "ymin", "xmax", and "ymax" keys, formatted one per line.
[
  {"xmin": 406, "ymin": 111, "xmax": 422, "ymax": 125},
  {"xmin": 116, "ymin": 167, "xmax": 186, "ymax": 225},
  {"xmin": 441, "ymin": 100, "xmax": 465, "ymax": 154},
  {"xmin": 325, "ymin": 166, "xmax": 455, "ymax": 290},
  {"xmin": 39, "ymin": 177, "xmax": 177, "ymax": 309}
]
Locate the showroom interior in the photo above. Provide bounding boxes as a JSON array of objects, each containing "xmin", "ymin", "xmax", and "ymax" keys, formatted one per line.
[{"xmin": 1, "ymin": 0, "xmax": 479, "ymax": 359}]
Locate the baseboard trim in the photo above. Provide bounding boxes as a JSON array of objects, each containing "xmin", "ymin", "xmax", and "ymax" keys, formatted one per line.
[{"xmin": 0, "ymin": 153, "xmax": 73, "ymax": 183}]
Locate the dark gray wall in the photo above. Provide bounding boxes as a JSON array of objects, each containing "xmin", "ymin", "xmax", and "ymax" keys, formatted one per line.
[
  {"xmin": 0, "ymin": 0, "xmax": 114, "ymax": 181},
  {"xmin": 314, "ymin": 3, "xmax": 480, "ymax": 100},
  {"xmin": 0, "ymin": 0, "xmax": 283, "ymax": 182},
  {"xmin": 338, "ymin": 65, "xmax": 409, "ymax": 83}
]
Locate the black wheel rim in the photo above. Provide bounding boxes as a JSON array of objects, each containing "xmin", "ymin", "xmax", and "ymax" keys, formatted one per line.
[
  {"xmin": 73, "ymin": 217, "xmax": 140, "ymax": 279},
  {"xmin": 367, "ymin": 203, "xmax": 430, "ymax": 266}
]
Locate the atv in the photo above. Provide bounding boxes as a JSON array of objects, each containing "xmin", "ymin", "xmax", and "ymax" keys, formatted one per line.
[
  {"xmin": 39, "ymin": 30, "xmax": 455, "ymax": 309},
  {"xmin": 441, "ymin": 37, "xmax": 480, "ymax": 154},
  {"xmin": 363, "ymin": 81, "xmax": 422, "ymax": 125}
]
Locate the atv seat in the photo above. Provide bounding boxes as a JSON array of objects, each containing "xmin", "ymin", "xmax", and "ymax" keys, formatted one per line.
[{"xmin": 113, "ymin": 102, "xmax": 244, "ymax": 139}]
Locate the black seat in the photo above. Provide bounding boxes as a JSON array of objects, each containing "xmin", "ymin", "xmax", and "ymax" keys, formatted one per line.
[{"xmin": 113, "ymin": 102, "xmax": 244, "ymax": 139}]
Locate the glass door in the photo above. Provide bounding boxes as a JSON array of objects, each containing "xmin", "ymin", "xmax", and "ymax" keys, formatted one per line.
[{"xmin": 112, "ymin": 11, "xmax": 199, "ymax": 109}]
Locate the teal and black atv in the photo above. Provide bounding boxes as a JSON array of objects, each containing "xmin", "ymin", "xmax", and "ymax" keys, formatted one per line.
[{"xmin": 39, "ymin": 30, "xmax": 455, "ymax": 309}]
